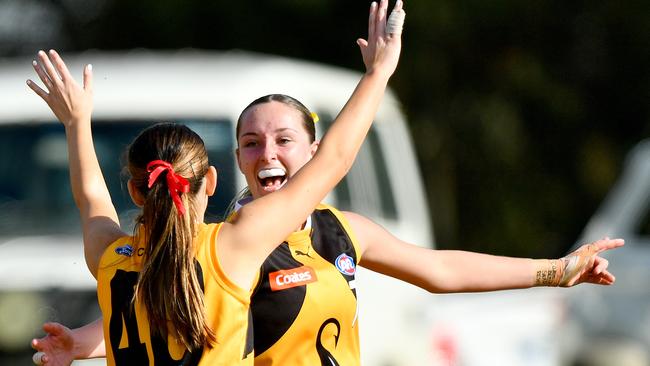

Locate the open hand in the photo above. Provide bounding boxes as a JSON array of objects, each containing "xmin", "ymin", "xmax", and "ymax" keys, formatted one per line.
[
  {"xmin": 26, "ymin": 49, "xmax": 93, "ymax": 128},
  {"xmin": 357, "ymin": 0, "xmax": 404, "ymax": 78},
  {"xmin": 560, "ymin": 237, "xmax": 625, "ymax": 287},
  {"xmin": 31, "ymin": 322, "xmax": 75, "ymax": 366}
]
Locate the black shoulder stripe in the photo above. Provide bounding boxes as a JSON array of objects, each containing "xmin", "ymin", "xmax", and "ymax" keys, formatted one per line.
[
  {"xmin": 311, "ymin": 209, "xmax": 358, "ymax": 273},
  {"xmin": 243, "ymin": 309, "xmax": 254, "ymax": 359}
]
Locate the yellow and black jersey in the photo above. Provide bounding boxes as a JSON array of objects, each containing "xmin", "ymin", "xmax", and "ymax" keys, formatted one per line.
[
  {"xmin": 251, "ymin": 203, "xmax": 361, "ymax": 366},
  {"xmin": 96, "ymin": 223, "xmax": 254, "ymax": 366}
]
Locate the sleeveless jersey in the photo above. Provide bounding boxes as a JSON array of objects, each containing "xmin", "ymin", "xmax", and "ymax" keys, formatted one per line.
[
  {"xmin": 250, "ymin": 203, "xmax": 361, "ymax": 365},
  {"xmin": 96, "ymin": 223, "xmax": 255, "ymax": 366}
]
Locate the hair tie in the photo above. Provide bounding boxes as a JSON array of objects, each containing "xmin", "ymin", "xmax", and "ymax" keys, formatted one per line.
[
  {"xmin": 310, "ymin": 112, "xmax": 319, "ymax": 123},
  {"xmin": 147, "ymin": 160, "xmax": 190, "ymax": 216}
]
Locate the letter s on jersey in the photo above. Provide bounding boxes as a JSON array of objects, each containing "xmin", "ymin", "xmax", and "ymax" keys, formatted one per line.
[{"xmin": 269, "ymin": 266, "xmax": 317, "ymax": 291}]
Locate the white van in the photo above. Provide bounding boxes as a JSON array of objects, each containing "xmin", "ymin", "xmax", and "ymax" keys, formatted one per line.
[{"xmin": 0, "ymin": 49, "xmax": 434, "ymax": 365}]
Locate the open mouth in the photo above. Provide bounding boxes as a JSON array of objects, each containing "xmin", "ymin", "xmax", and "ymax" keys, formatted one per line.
[{"xmin": 257, "ymin": 168, "xmax": 287, "ymax": 192}]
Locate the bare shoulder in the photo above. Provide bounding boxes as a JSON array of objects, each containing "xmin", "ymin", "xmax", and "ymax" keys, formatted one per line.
[
  {"xmin": 341, "ymin": 210, "xmax": 388, "ymax": 234},
  {"xmin": 341, "ymin": 211, "xmax": 394, "ymax": 255},
  {"xmin": 85, "ymin": 219, "xmax": 126, "ymax": 249},
  {"xmin": 341, "ymin": 210, "xmax": 374, "ymax": 226},
  {"xmin": 341, "ymin": 211, "xmax": 375, "ymax": 238}
]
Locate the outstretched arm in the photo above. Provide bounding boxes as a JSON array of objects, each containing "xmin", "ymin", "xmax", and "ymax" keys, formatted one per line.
[
  {"xmin": 27, "ymin": 50, "xmax": 124, "ymax": 278},
  {"xmin": 31, "ymin": 320, "xmax": 105, "ymax": 365},
  {"xmin": 350, "ymin": 211, "xmax": 624, "ymax": 293},
  {"xmin": 221, "ymin": 0, "xmax": 406, "ymax": 288}
]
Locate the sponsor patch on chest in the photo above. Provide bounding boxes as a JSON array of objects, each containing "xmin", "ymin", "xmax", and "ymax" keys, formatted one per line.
[{"xmin": 268, "ymin": 266, "xmax": 317, "ymax": 291}]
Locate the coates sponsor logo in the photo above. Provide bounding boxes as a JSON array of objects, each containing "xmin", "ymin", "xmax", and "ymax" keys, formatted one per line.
[
  {"xmin": 269, "ymin": 266, "xmax": 317, "ymax": 291},
  {"xmin": 335, "ymin": 253, "xmax": 356, "ymax": 276}
]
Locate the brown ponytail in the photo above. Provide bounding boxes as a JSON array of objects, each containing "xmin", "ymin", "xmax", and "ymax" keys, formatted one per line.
[{"xmin": 126, "ymin": 123, "xmax": 215, "ymax": 350}]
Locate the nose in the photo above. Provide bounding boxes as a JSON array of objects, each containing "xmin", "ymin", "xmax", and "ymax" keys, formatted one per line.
[{"xmin": 261, "ymin": 140, "xmax": 278, "ymax": 162}]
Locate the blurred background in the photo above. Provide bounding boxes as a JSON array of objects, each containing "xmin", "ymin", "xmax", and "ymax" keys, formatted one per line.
[
  {"xmin": 1, "ymin": 0, "xmax": 648, "ymax": 256},
  {"xmin": 1, "ymin": 0, "xmax": 649, "ymax": 365}
]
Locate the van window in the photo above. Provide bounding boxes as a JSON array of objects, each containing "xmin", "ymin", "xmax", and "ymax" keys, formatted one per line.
[
  {"xmin": 0, "ymin": 119, "xmax": 235, "ymax": 236},
  {"xmin": 318, "ymin": 115, "xmax": 397, "ymax": 220}
]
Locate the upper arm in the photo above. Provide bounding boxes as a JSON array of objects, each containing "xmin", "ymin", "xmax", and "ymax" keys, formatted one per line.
[
  {"xmin": 65, "ymin": 123, "xmax": 125, "ymax": 278},
  {"xmin": 345, "ymin": 211, "xmax": 443, "ymax": 292},
  {"xmin": 82, "ymin": 216, "xmax": 125, "ymax": 279}
]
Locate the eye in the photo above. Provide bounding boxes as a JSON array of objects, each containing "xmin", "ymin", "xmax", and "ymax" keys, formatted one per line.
[
  {"xmin": 278, "ymin": 137, "xmax": 292, "ymax": 145},
  {"xmin": 241, "ymin": 140, "xmax": 258, "ymax": 148}
]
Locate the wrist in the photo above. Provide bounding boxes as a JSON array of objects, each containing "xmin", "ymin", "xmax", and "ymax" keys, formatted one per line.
[
  {"xmin": 363, "ymin": 66, "xmax": 393, "ymax": 83},
  {"xmin": 533, "ymin": 259, "xmax": 564, "ymax": 287},
  {"xmin": 72, "ymin": 335, "xmax": 85, "ymax": 360}
]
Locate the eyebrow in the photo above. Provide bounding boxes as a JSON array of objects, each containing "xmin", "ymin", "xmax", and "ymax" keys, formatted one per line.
[{"xmin": 239, "ymin": 127, "xmax": 300, "ymax": 138}]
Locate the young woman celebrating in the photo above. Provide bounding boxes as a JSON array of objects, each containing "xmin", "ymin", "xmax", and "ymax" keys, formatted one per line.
[{"xmin": 26, "ymin": 0, "xmax": 405, "ymax": 364}]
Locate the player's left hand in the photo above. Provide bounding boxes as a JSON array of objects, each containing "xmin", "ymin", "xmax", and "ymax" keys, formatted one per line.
[{"xmin": 560, "ymin": 237, "xmax": 625, "ymax": 287}]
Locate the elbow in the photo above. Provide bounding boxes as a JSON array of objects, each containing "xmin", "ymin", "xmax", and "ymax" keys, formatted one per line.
[
  {"xmin": 340, "ymin": 157, "xmax": 354, "ymax": 177},
  {"xmin": 321, "ymin": 148, "xmax": 353, "ymax": 182},
  {"xmin": 335, "ymin": 147, "xmax": 355, "ymax": 176},
  {"xmin": 424, "ymin": 285, "xmax": 453, "ymax": 295}
]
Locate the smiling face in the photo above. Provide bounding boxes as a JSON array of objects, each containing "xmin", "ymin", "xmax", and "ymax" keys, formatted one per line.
[{"xmin": 236, "ymin": 100, "xmax": 318, "ymax": 199}]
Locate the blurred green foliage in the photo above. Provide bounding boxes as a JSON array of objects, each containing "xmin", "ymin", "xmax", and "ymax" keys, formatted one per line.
[{"xmin": 13, "ymin": 0, "xmax": 650, "ymax": 257}]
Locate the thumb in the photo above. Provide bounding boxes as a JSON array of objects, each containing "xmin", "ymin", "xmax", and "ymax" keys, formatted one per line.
[
  {"xmin": 357, "ymin": 38, "xmax": 368, "ymax": 49},
  {"xmin": 31, "ymin": 338, "xmax": 41, "ymax": 351},
  {"xmin": 83, "ymin": 64, "xmax": 93, "ymax": 92},
  {"xmin": 42, "ymin": 322, "xmax": 64, "ymax": 335}
]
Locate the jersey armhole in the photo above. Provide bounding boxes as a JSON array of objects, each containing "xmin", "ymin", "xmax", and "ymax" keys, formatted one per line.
[
  {"xmin": 97, "ymin": 236, "xmax": 134, "ymax": 274},
  {"xmin": 204, "ymin": 223, "xmax": 252, "ymax": 305}
]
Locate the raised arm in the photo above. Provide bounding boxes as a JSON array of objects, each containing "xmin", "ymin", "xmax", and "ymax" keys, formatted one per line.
[
  {"xmin": 220, "ymin": 0, "xmax": 406, "ymax": 286},
  {"xmin": 352, "ymin": 210, "xmax": 624, "ymax": 292},
  {"xmin": 27, "ymin": 50, "xmax": 124, "ymax": 278}
]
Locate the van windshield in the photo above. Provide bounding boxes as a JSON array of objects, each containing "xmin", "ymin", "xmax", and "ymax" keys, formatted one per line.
[{"xmin": 0, "ymin": 120, "xmax": 236, "ymax": 237}]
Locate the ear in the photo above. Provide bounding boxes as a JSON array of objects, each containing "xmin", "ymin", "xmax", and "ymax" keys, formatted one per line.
[
  {"xmin": 127, "ymin": 179, "xmax": 145, "ymax": 207},
  {"xmin": 310, "ymin": 140, "xmax": 319, "ymax": 157},
  {"xmin": 205, "ymin": 166, "xmax": 218, "ymax": 196}
]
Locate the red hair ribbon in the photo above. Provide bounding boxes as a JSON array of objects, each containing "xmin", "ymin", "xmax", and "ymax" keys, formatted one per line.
[{"xmin": 146, "ymin": 160, "xmax": 190, "ymax": 216}]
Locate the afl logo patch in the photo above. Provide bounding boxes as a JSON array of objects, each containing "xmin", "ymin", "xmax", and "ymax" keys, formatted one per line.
[
  {"xmin": 115, "ymin": 244, "xmax": 134, "ymax": 257},
  {"xmin": 335, "ymin": 253, "xmax": 356, "ymax": 276}
]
